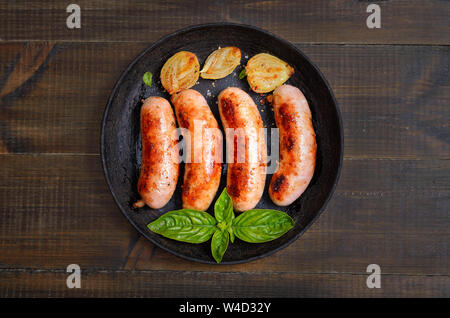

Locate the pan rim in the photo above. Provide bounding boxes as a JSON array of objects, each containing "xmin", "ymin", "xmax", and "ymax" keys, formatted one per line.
[{"xmin": 100, "ymin": 22, "xmax": 344, "ymax": 265}]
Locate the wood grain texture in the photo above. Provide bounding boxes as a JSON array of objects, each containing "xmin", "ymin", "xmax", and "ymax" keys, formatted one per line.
[
  {"xmin": 0, "ymin": 0, "xmax": 449, "ymax": 45},
  {"xmin": 0, "ymin": 0, "xmax": 449, "ymax": 298},
  {"xmin": 0, "ymin": 43, "xmax": 448, "ymax": 158},
  {"xmin": 0, "ymin": 154, "xmax": 448, "ymax": 277},
  {"xmin": 1, "ymin": 269, "xmax": 449, "ymax": 297},
  {"xmin": 0, "ymin": 43, "xmax": 55, "ymax": 98}
]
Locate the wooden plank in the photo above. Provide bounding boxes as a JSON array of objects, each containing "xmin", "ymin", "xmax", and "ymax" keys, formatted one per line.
[
  {"xmin": 0, "ymin": 154, "xmax": 136, "ymax": 270},
  {"xmin": 0, "ymin": 269, "xmax": 448, "ymax": 297},
  {"xmin": 299, "ymin": 44, "xmax": 450, "ymax": 160},
  {"xmin": 0, "ymin": 154, "xmax": 448, "ymax": 275},
  {"xmin": 0, "ymin": 42, "xmax": 448, "ymax": 158},
  {"xmin": 0, "ymin": 42, "xmax": 147, "ymax": 154},
  {"xmin": 0, "ymin": 1, "xmax": 449, "ymax": 45}
]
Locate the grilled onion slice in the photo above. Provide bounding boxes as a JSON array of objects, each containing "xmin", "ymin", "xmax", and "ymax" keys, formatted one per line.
[
  {"xmin": 161, "ymin": 51, "xmax": 200, "ymax": 94},
  {"xmin": 200, "ymin": 47, "xmax": 241, "ymax": 79},
  {"xmin": 245, "ymin": 53, "xmax": 294, "ymax": 93}
]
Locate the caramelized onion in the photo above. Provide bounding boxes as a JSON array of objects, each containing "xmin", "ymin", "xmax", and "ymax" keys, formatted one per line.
[
  {"xmin": 245, "ymin": 53, "xmax": 294, "ymax": 93},
  {"xmin": 161, "ymin": 51, "xmax": 200, "ymax": 94},
  {"xmin": 200, "ymin": 47, "xmax": 241, "ymax": 80}
]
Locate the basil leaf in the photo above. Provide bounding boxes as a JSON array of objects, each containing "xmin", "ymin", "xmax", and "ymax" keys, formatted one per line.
[
  {"xmin": 143, "ymin": 71, "xmax": 152, "ymax": 87},
  {"xmin": 238, "ymin": 68, "xmax": 246, "ymax": 80},
  {"xmin": 214, "ymin": 188, "xmax": 235, "ymax": 244},
  {"xmin": 214, "ymin": 188, "xmax": 234, "ymax": 224},
  {"xmin": 211, "ymin": 229, "xmax": 229, "ymax": 263},
  {"xmin": 148, "ymin": 209, "xmax": 216, "ymax": 243},
  {"xmin": 232, "ymin": 209, "xmax": 294, "ymax": 243},
  {"xmin": 227, "ymin": 225, "xmax": 235, "ymax": 243}
]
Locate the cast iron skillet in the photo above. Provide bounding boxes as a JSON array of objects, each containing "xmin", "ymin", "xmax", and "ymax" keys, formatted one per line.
[{"xmin": 101, "ymin": 23, "xmax": 343, "ymax": 264}]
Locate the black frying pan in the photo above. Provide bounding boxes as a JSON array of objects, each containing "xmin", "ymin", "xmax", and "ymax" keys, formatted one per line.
[{"xmin": 101, "ymin": 23, "xmax": 343, "ymax": 264}]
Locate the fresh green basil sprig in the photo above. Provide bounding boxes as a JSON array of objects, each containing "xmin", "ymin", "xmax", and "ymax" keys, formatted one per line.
[{"xmin": 147, "ymin": 188, "xmax": 295, "ymax": 263}]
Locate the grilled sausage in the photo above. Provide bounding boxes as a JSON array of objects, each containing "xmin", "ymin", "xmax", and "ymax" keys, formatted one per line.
[
  {"xmin": 218, "ymin": 87, "xmax": 267, "ymax": 212},
  {"xmin": 269, "ymin": 84, "xmax": 316, "ymax": 206},
  {"xmin": 171, "ymin": 89, "xmax": 222, "ymax": 211},
  {"xmin": 134, "ymin": 97, "xmax": 179, "ymax": 209}
]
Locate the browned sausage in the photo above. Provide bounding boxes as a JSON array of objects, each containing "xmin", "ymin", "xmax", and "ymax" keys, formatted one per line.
[
  {"xmin": 218, "ymin": 87, "xmax": 267, "ymax": 212},
  {"xmin": 269, "ymin": 84, "xmax": 316, "ymax": 206},
  {"xmin": 133, "ymin": 97, "xmax": 179, "ymax": 209},
  {"xmin": 171, "ymin": 89, "xmax": 222, "ymax": 211}
]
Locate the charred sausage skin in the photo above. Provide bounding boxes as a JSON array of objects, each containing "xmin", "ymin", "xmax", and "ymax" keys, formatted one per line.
[
  {"xmin": 171, "ymin": 89, "xmax": 222, "ymax": 211},
  {"xmin": 135, "ymin": 97, "xmax": 179, "ymax": 209},
  {"xmin": 218, "ymin": 87, "xmax": 267, "ymax": 212},
  {"xmin": 269, "ymin": 85, "xmax": 316, "ymax": 206}
]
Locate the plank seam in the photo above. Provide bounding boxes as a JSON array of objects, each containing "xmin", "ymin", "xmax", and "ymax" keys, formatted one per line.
[
  {"xmin": 0, "ymin": 40, "xmax": 449, "ymax": 46},
  {"xmin": 0, "ymin": 153, "xmax": 449, "ymax": 161},
  {"xmin": 0, "ymin": 267, "xmax": 448, "ymax": 277}
]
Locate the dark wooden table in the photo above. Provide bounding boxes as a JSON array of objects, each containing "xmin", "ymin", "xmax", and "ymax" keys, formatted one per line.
[{"xmin": 0, "ymin": 1, "xmax": 448, "ymax": 297}]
